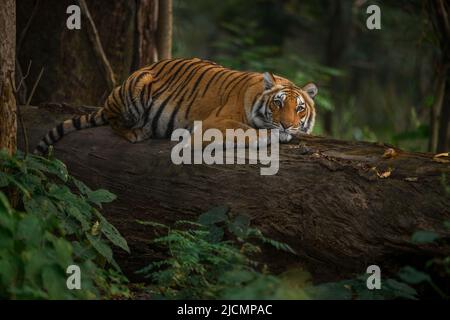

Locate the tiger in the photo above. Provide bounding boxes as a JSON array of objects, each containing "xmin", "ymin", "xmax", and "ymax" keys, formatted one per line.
[{"xmin": 34, "ymin": 57, "xmax": 318, "ymax": 154}]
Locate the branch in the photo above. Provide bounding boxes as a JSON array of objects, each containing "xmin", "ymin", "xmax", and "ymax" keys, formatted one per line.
[{"xmin": 78, "ymin": 0, "xmax": 117, "ymax": 90}]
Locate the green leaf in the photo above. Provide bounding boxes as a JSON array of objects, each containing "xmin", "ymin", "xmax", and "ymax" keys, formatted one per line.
[
  {"xmin": 136, "ymin": 220, "xmax": 169, "ymax": 230},
  {"xmin": 17, "ymin": 215, "xmax": 42, "ymax": 245},
  {"xmin": 6, "ymin": 175, "xmax": 31, "ymax": 199},
  {"xmin": 86, "ymin": 234, "xmax": 120, "ymax": 271},
  {"xmin": 72, "ymin": 178, "xmax": 92, "ymax": 195},
  {"xmin": 42, "ymin": 266, "xmax": 70, "ymax": 299},
  {"xmin": 206, "ymin": 224, "xmax": 224, "ymax": 243},
  {"xmin": 0, "ymin": 192, "xmax": 13, "ymax": 216},
  {"xmin": 0, "ymin": 257, "xmax": 18, "ymax": 285},
  {"xmin": 95, "ymin": 211, "xmax": 130, "ymax": 253},
  {"xmin": 0, "ymin": 172, "xmax": 9, "ymax": 187},
  {"xmin": 66, "ymin": 206, "xmax": 90, "ymax": 231},
  {"xmin": 198, "ymin": 206, "xmax": 229, "ymax": 226},
  {"xmin": 398, "ymin": 266, "xmax": 431, "ymax": 285},
  {"xmin": 87, "ymin": 189, "xmax": 117, "ymax": 207},
  {"xmin": 51, "ymin": 237, "xmax": 73, "ymax": 267},
  {"xmin": 411, "ymin": 230, "xmax": 439, "ymax": 244},
  {"xmin": 383, "ymin": 278, "xmax": 418, "ymax": 300},
  {"xmin": 229, "ymin": 214, "xmax": 250, "ymax": 238}
]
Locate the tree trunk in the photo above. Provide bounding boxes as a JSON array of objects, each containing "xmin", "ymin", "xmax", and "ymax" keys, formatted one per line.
[
  {"xmin": 156, "ymin": 0, "xmax": 173, "ymax": 60},
  {"xmin": 133, "ymin": 0, "xmax": 159, "ymax": 69},
  {"xmin": 19, "ymin": 105, "xmax": 450, "ymax": 283},
  {"xmin": 0, "ymin": 0, "xmax": 17, "ymax": 154},
  {"xmin": 16, "ymin": 0, "xmax": 173, "ymax": 104}
]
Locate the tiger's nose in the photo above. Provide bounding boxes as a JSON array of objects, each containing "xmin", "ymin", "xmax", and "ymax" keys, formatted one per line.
[{"xmin": 281, "ymin": 122, "xmax": 292, "ymax": 130}]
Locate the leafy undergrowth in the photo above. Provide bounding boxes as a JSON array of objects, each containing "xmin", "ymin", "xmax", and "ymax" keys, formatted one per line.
[
  {"xmin": 0, "ymin": 150, "xmax": 130, "ymax": 299},
  {"xmin": 135, "ymin": 206, "xmax": 430, "ymax": 300}
]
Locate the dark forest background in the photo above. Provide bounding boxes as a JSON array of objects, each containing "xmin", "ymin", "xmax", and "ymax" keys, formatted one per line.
[
  {"xmin": 15, "ymin": 0, "xmax": 450, "ymax": 153},
  {"xmin": 1, "ymin": 0, "xmax": 449, "ymax": 300}
]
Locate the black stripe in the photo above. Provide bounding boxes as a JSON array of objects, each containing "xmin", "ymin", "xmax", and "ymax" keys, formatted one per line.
[
  {"xmin": 236, "ymin": 74, "xmax": 258, "ymax": 99},
  {"xmin": 218, "ymin": 71, "xmax": 240, "ymax": 94},
  {"xmin": 128, "ymin": 71, "xmax": 150, "ymax": 115},
  {"xmin": 222, "ymin": 72, "xmax": 247, "ymax": 95},
  {"xmin": 153, "ymin": 59, "xmax": 179, "ymax": 78},
  {"xmin": 166, "ymin": 96, "xmax": 185, "ymax": 137},
  {"xmin": 151, "ymin": 94, "xmax": 173, "ymax": 137},
  {"xmin": 200, "ymin": 68, "xmax": 226, "ymax": 97},
  {"xmin": 223, "ymin": 73, "xmax": 253, "ymax": 104},
  {"xmin": 186, "ymin": 66, "xmax": 221, "ymax": 101},
  {"xmin": 156, "ymin": 58, "xmax": 187, "ymax": 78},
  {"xmin": 165, "ymin": 63, "xmax": 207, "ymax": 103},
  {"xmin": 123, "ymin": 79, "xmax": 139, "ymax": 119},
  {"xmin": 152, "ymin": 60, "xmax": 202, "ymax": 98},
  {"xmin": 183, "ymin": 90, "xmax": 200, "ymax": 119}
]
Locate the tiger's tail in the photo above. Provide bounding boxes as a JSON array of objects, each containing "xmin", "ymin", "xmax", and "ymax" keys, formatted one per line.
[{"xmin": 33, "ymin": 108, "xmax": 108, "ymax": 155}]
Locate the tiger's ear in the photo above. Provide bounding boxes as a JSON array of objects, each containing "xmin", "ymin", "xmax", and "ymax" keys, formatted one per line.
[
  {"xmin": 263, "ymin": 72, "xmax": 276, "ymax": 90},
  {"xmin": 302, "ymin": 83, "xmax": 318, "ymax": 99}
]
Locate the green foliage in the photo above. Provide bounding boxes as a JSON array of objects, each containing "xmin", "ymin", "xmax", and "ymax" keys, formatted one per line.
[
  {"xmin": 401, "ymin": 222, "xmax": 450, "ymax": 299},
  {"xmin": 136, "ymin": 207, "xmax": 421, "ymax": 300},
  {"xmin": 136, "ymin": 207, "xmax": 301, "ymax": 299},
  {"xmin": 411, "ymin": 230, "xmax": 440, "ymax": 244},
  {"xmin": 304, "ymin": 275, "xmax": 418, "ymax": 300},
  {"xmin": 0, "ymin": 150, "xmax": 129, "ymax": 299}
]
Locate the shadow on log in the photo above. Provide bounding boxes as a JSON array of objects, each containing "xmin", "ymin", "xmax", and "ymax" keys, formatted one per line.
[{"xmin": 19, "ymin": 105, "xmax": 450, "ymax": 283}]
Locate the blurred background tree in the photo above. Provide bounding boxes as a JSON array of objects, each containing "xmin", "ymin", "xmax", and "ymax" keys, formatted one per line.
[{"xmin": 173, "ymin": 0, "xmax": 448, "ymax": 152}]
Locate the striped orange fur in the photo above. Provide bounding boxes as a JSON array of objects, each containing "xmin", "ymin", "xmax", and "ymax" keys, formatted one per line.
[{"xmin": 35, "ymin": 58, "xmax": 318, "ymax": 154}]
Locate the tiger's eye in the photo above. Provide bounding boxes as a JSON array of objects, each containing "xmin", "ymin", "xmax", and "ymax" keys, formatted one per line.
[
  {"xmin": 274, "ymin": 99, "xmax": 282, "ymax": 107},
  {"xmin": 297, "ymin": 104, "xmax": 305, "ymax": 112}
]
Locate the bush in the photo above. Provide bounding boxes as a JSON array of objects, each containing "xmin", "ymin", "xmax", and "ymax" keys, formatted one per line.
[
  {"xmin": 0, "ymin": 150, "xmax": 130, "ymax": 299},
  {"xmin": 136, "ymin": 206, "xmax": 424, "ymax": 300}
]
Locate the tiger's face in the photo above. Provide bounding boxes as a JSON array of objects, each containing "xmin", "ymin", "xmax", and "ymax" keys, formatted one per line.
[{"xmin": 252, "ymin": 72, "xmax": 318, "ymax": 143}]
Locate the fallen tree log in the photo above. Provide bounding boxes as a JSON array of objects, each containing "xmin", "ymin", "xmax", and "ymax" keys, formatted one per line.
[{"xmin": 19, "ymin": 105, "xmax": 450, "ymax": 283}]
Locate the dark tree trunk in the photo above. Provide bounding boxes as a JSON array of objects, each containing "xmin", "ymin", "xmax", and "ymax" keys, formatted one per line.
[
  {"xmin": 0, "ymin": 0, "xmax": 17, "ymax": 154},
  {"xmin": 17, "ymin": 0, "xmax": 136, "ymax": 106},
  {"xmin": 133, "ymin": 0, "xmax": 159, "ymax": 69},
  {"xmin": 156, "ymin": 0, "xmax": 173, "ymax": 60},
  {"xmin": 20, "ymin": 105, "xmax": 450, "ymax": 283}
]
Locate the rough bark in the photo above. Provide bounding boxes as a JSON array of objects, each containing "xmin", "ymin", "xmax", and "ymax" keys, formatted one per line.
[
  {"xmin": 0, "ymin": 0, "xmax": 17, "ymax": 154},
  {"xmin": 19, "ymin": 105, "xmax": 450, "ymax": 282},
  {"xmin": 156, "ymin": 0, "xmax": 173, "ymax": 60},
  {"xmin": 133, "ymin": 0, "xmax": 159, "ymax": 69},
  {"xmin": 16, "ymin": 0, "xmax": 136, "ymax": 106}
]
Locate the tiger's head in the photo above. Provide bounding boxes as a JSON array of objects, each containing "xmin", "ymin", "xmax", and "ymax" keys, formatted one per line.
[{"xmin": 251, "ymin": 72, "xmax": 318, "ymax": 143}]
